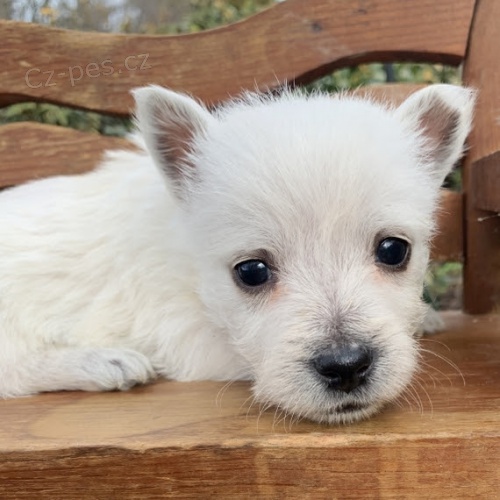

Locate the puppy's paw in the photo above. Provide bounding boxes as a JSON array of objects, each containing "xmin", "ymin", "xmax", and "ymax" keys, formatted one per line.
[
  {"xmin": 2, "ymin": 347, "xmax": 157, "ymax": 397},
  {"xmin": 79, "ymin": 348, "xmax": 156, "ymax": 392},
  {"xmin": 416, "ymin": 307, "xmax": 445, "ymax": 337}
]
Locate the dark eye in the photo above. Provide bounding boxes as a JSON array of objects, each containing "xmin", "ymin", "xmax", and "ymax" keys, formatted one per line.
[
  {"xmin": 376, "ymin": 237, "xmax": 410, "ymax": 268},
  {"xmin": 235, "ymin": 260, "xmax": 272, "ymax": 287}
]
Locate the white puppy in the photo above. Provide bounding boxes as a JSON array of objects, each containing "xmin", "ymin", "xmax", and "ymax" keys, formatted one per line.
[{"xmin": 0, "ymin": 85, "xmax": 473, "ymax": 424}]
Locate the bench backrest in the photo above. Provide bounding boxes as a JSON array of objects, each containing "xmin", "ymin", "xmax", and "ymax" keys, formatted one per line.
[{"xmin": 1, "ymin": 0, "xmax": 499, "ymax": 314}]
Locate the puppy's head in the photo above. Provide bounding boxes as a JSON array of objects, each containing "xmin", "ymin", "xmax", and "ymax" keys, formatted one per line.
[{"xmin": 134, "ymin": 85, "xmax": 474, "ymax": 424}]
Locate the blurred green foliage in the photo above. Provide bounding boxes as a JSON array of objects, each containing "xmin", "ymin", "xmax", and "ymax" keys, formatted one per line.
[
  {"xmin": 160, "ymin": 0, "xmax": 275, "ymax": 34},
  {"xmin": 308, "ymin": 63, "xmax": 460, "ymax": 92},
  {"xmin": 0, "ymin": 102, "xmax": 132, "ymax": 136},
  {"xmin": 426, "ymin": 262, "xmax": 463, "ymax": 310}
]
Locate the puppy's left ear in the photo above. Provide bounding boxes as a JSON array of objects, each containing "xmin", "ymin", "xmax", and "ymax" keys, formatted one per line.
[
  {"xmin": 132, "ymin": 85, "xmax": 214, "ymax": 200},
  {"xmin": 395, "ymin": 84, "xmax": 475, "ymax": 186}
]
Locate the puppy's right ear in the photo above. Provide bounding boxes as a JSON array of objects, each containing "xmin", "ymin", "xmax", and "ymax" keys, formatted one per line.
[{"xmin": 132, "ymin": 85, "xmax": 213, "ymax": 200}]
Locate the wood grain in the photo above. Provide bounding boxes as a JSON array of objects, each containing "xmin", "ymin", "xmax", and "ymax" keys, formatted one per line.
[
  {"xmin": 0, "ymin": 312, "xmax": 498, "ymax": 498},
  {"xmin": 0, "ymin": 83, "xmax": 426, "ymax": 188},
  {"xmin": 0, "ymin": 123, "xmax": 136, "ymax": 187},
  {"xmin": 0, "ymin": 0, "xmax": 475, "ymax": 114},
  {"xmin": 0, "ymin": 121, "xmax": 463, "ymax": 263},
  {"xmin": 462, "ymin": 0, "xmax": 500, "ymax": 313},
  {"xmin": 432, "ymin": 190, "xmax": 463, "ymax": 262},
  {"xmin": 471, "ymin": 150, "xmax": 500, "ymax": 212}
]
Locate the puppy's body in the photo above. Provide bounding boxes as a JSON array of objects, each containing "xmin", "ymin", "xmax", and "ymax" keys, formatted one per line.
[
  {"xmin": 0, "ymin": 86, "xmax": 473, "ymax": 423},
  {"xmin": 0, "ymin": 144, "xmax": 247, "ymax": 393}
]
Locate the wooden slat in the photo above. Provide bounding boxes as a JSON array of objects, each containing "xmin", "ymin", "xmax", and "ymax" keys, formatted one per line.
[
  {"xmin": 0, "ymin": 84, "xmax": 425, "ymax": 189},
  {"xmin": 0, "ymin": 118, "xmax": 462, "ymax": 262},
  {"xmin": 0, "ymin": 312, "xmax": 498, "ymax": 498},
  {"xmin": 471, "ymin": 150, "xmax": 500, "ymax": 212},
  {"xmin": 432, "ymin": 190, "xmax": 463, "ymax": 262},
  {"xmin": 0, "ymin": 0, "xmax": 475, "ymax": 114},
  {"xmin": 0, "ymin": 123, "xmax": 135, "ymax": 187},
  {"xmin": 462, "ymin": 0, "xmax": 500, "ymax": 313}
]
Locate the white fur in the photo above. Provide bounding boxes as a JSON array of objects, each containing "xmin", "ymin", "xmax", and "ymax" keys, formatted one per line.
[{"xmin": 0, "ymin": 85, "xmax": 474, "ymax": 424}]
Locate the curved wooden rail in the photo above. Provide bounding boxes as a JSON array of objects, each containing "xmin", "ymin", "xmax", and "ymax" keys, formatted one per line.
[{"xmin": 0, "ymin": 0, "xmax": 474, "ymax": 114}]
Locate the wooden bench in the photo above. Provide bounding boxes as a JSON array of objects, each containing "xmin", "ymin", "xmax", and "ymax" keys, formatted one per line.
[{"xmin": 0, "ymin": 0, "xmax": 499, "ymax": 496}]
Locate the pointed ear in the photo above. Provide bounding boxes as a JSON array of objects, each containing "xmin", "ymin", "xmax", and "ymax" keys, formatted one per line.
[
  {"xmin": 132, "ymin": 85, "xmax": 213, "ymax": 199},
  {"xmin": 395, "ymin": 84, "xmax": 475, "ymax": 185}
]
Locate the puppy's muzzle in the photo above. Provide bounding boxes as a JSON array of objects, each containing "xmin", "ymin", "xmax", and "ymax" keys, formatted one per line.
[{"xmin": 312, "ymin": 343, "xmax": 374, "ymax": 393}]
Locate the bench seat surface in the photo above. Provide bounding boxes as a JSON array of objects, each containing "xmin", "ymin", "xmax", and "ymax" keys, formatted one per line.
[{"xmin": 0, "ymin": 312, "xmax": 499, "ymax": 497}]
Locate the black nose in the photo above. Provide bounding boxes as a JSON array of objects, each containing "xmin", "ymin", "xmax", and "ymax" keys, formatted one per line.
[{"xmin": 313, "ymin": 343, "xmax": 373, "ymax": 393}]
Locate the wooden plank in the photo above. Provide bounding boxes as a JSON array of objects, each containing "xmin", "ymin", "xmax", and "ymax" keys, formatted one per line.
[
  {"xmin": 0, "ymin": 123, "xmax": 135, "ymax": 187},
  {"xmin": 462, "ymin": 0, "xmax": 500, "ymax": 313},
  {"xmin": 0, "ymin": 85, "xmax": 426, "ymax": 189},
  {"xmin": 471, "ymin": 150, "xmax": 500, "ymax": 212},
  {"xmin": 0, "ymin": 312, "xmax": 498, "ymax": 498},
  {"xmin": 0, "ymin": 0, "xmax": 475, "ymax": 114},
  {"xmin": 432, "ymin": 190, "xmax": 463, "ymax": 262},
  {"xmin": 0, "ymin": 119, "xmax": 462, "ymax": 262}
]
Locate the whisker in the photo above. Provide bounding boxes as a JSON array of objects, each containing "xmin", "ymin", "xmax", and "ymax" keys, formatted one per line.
[
  {"xmin": 274, "ymin": 407, "xmax": 289, "ymax": 431},
  {"xmin": 289, "ymin": 411, "xmax": 302, "ymax": 430},
  {"xmin": 419, "ymin": 338, "xmax": 452, "ymax": 352},
  {"xmin": 405, "ymin": 382, "xmax": 424, "ymax": 414},
  {"xmin": 413, "ymin": 378, "xmax": 434, "ymax": 416},
  {"xmin": 243, "ymin": 394, "xmax": 260, "ymax": 423},
  {"xmin": 419, "ymin": 348, "xmax": 466, "ymax": 385},
  {"xmin": 215, "ymin": 379, "xmax": 236, "ymax": 408},
  {"xmin": 417, "ymin": 360, "xmax": 453, "ymax": 386},
  {"xmin": 415, "ymin": 366, "xmax": 439, "ymax": 389},
  {"xmin": 398, "ymin": 391, "xmax": 416, "ymax": 412},
  {"xmin": 256, "ymin": 400, "xmax": 273, "ymax": 431}
]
